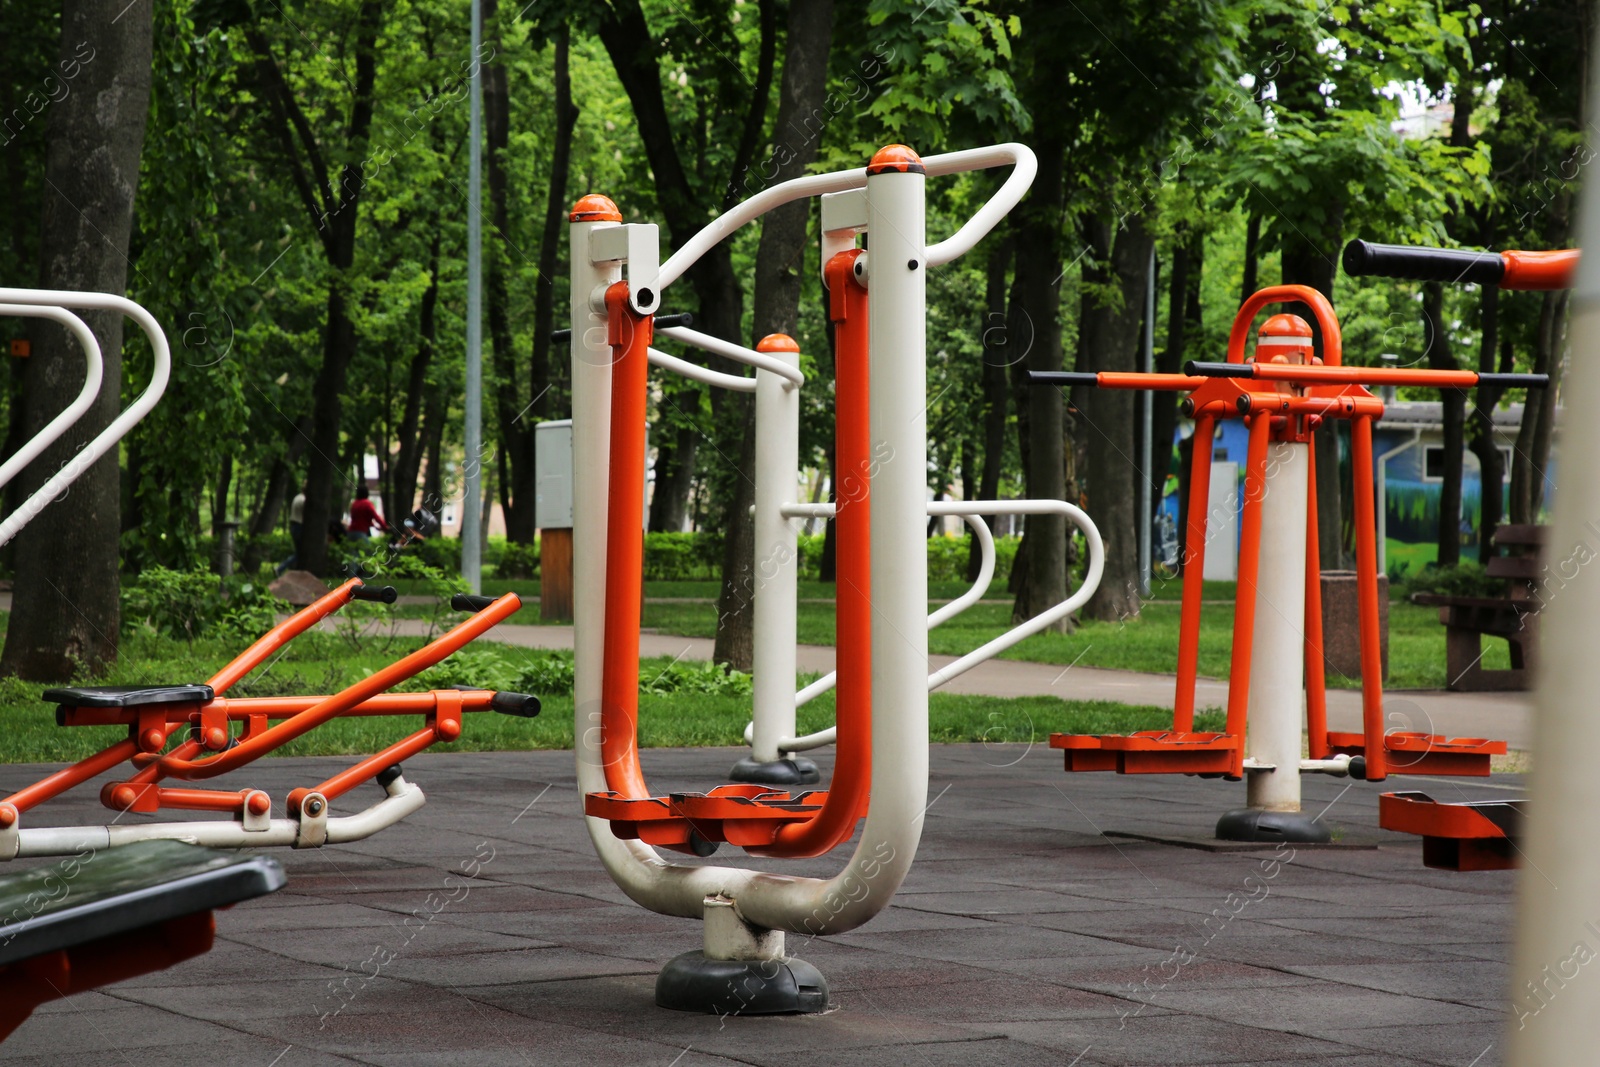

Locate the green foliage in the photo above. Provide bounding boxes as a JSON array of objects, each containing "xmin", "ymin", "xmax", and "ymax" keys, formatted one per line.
[
  {"xmin": 121, "ymin": 567, "xmax": 289, "ymax": 642},
  {"xmin": 643, "ymin": 532, "xmax": 725, "ymax": 581},
  {"xmin": 495, "ymin": 541, "xmax": 541, "ymax": 580},
  {"xmin": 641, "ymin": 659, "xmax": 753, "ymax": 696},
  {"xmin": 1399, "ymin": 561, "xmax": 1502, "ymax": 600}
]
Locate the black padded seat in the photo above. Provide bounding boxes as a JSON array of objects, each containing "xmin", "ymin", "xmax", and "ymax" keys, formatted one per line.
[{"xmin": 41, "ymin": 684, "xmax": 214, "ymax": 709}]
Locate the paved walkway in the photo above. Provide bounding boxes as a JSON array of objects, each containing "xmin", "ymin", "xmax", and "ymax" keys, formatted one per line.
[
  {"xmin": 0, "ymin": 745, "xmax": 1519, "ymax": 1065},
  {"xmin": 383, "ymin": 617, "xmax": 1538, "ymax": 751}
]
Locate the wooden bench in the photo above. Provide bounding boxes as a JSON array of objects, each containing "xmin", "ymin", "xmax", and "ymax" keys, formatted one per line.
[{"xmin": 1412, "ymin": 524, "xmax": 1545, "ymax": 691}]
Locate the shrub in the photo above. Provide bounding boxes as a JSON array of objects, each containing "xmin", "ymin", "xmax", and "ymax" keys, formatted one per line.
[
  {"xmin": 641, "ymin": 659, "xmax": 752, "ymax": 696},
  {"xmin": 517, "ymin": 652, "xmax": 575, "ymax": 695},
  {"xmin": 1399, "ymin": 560, "xmax": 1502, "ymax": 600},
  {"xmin": 412, "ymin": 535, "xmax": 462, "ymax": 573},
  {"xmin": 496, "ymin": 541, "xmax": 540, "ymax": 579},
  {"xmin": 644, "ymin": 531, "xmax": 723, "ymax": 580},
  {"xmin": 121, "ymin": 567, "xmax": 289, "ymax": 642}
]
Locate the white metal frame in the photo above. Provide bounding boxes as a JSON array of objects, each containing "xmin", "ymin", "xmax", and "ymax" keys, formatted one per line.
[
  {"xmin": 0, "ymin": 288, "xmax": 171, "ymax": 548},
  {"xmin": 0, "ymin": 305, "xmax": 103, "ymax": 492},
  {"xmin": 570, "ymin": 145, "xmax": 1037, "ymax": 946}
]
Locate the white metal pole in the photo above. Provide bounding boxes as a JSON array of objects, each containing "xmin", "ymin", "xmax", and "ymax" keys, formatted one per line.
[
  {"xmin": 1507, "ymin": 84, "xmax": 1596, "ymax": 1059},
  {"xmin": 862, "ymin": 148, "xmax": 930, "ymax": 883},
  {"xmin": 460, "ymin": 0, "xmax": 484, "ymax": 595},
  {"xmin": 1245, "ymin": 441, "xmax": 1309, "ymax": 813},
  {"xmin": 1139, "ymin": 245, "xmax": 1154, "ymax": 598},
  {"xmin": 748, "ymin": 341, "xmax": 801, "ymax": 766}
]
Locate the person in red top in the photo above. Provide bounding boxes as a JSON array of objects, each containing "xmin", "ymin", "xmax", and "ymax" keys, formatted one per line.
[{"xmin": 347, "ymin": 483, "xmax": 387, "ymax": 539}]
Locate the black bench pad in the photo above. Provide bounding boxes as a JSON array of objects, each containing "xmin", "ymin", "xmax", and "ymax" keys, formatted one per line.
[
  {"xmin": 40, "ymin": 684, "xmax": 214, "ymax": 709},
  {"xmin": 0, "ymin": 840, "xmax": 284, "ymax": 967}
]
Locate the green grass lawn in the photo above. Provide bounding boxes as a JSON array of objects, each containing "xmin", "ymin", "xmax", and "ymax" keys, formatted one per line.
[
  {"xmin": 641, "ymin": 586, "xmax": 1508, "ymax": 691},
  {"xmin": 0, "ymin": 618, "xmax": 1193, "ymax": 765}
]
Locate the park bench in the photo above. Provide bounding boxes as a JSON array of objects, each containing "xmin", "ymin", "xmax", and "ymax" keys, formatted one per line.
[
  {"xmin": 0, "ymin": 839, "xmax": 283, "ymax": 1039},
  {"xmin": 1412, "ymin": 523, "xmax": 1546, "ymax": 691}
]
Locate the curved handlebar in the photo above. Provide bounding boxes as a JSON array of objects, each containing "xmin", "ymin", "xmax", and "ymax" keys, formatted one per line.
[
  {"xmin": 0, "ymin": 305, "xmax": 104, "ymax": 491},
  {"xmin": 1227, "ymin": 285, "xmax": 1342, "ymax": 367},
  {"xmin": 0, "ymin": 289, "xmax": 171, "ymax": 548},
  {"xmin": 655, "ymin": 143, "xmax": 1037, "ymax": 292},
  {"xmin": 1343, "ymin": 239, "xmax": 1578, "ymax": 291}
]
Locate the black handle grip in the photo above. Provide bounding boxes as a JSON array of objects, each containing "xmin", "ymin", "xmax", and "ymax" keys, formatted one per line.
[
  {"xmin": 451, "ymin": 593, "xmax": 498, "ymax": 613},
  {"xmin": 1342, "ymin": 240, "xmax": 1504, "ymax": 286},
  {"xmin": 1480, "ymin": 373, "xmax": 1550, "ymax": 389},
  {"xmin": 1027, "ymin": 371, "xmax": 1099, "ymax": 387},
  {"xmin": 550, "ymin": 311, "xmax": 694, "ymax": 344},
  {"xmin": 1184, "ymin": 361, "xmax": 1255, "ymax": 378},
  {"xmin": 490, "ymin": 692, "xmax": 542, "ymax": 718},
  {"xmin": 352, "ymin": 585, "xmax": 398, "ymax": 604}
]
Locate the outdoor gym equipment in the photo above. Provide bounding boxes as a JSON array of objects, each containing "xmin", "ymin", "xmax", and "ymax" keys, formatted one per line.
[
  {"xmin": 1338, "ymin": 239, "xmax": 1576, "ymax": 869},
  {"xmin": 0, "ymin": 582, "xmax": 539, "ymax": 857},
  {"xmin": 565, "ymin": 141, "xmax": 1102, "ymax": 1014},
  {"xmin": 1032, "ymin": 276, "xmax": 1546, "ymax": 845}
]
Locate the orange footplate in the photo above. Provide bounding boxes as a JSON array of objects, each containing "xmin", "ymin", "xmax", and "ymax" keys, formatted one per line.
[
  {"xmin": 585, "ymin": 785, "xmax": 830, "ymax": 854},
  {"xmin": 1327, "ymin": 730, "xmax": 1505, "ymax": 776},
  {"xmin": 1379, "ymin": 790, "xmax": 1524, "ymax": 871},
  {"xmin": 1049, "ymin": 731, "xmax": 1239, "ymax": 775}
]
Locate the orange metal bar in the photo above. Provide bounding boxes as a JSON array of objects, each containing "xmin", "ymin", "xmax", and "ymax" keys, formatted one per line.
[
  {"xmin": 1246, "ymin": 364, "xmax": 1476, "ymax": 389},
  {"xmin": 1238, "ymin": 393, "xmax": 1387, "ymax": 418},
  {"xmin": 1096, "ymin": 372, "xmax": 1205, "ymax": 391},
  {"xmin": 1, "ymin": 739, "xmax": 137, "ymax": 814},
  {"xmin": 209, "ymin": 578, "xmax": 363, "ymax": 695},
  {"xmin": 1303, "ymin": 438, "xmax": 1330, "ymax": 759},
  {"xmin": 1173, "ymin": 415, "xmax": 1216, "ymax": 732},
  {"xmin": 312, "ymin": 725, "xmax": 438, "ymax": 802},
  {"xmin": 1227, "ymin": 285, "xmax": 1342, "ymax": 367},
  {"xmin": 1501, "ymin": 248, "xmax": 1579, "ymax": 290},
  {"xmin": 769, "ymin": 251, "xmax": 873, "ymax": 857},
  {"xmin": 1223, "ymin": 414, "xmax": 1272, "ymax": 767},
  {"xmin": 1350, "ymin": 416, "xmax": 1387, "ymax": 780},
  {"xmin": 150, "ymin": 594, "xmax": 522, "ymax": 780},
  {"xmin": 599, "ymin": 282, "xmax": 653, "ymax": 798},
  {"xmin": 150, "ymin": 787, "xmax": 252, "ymax": 813}
]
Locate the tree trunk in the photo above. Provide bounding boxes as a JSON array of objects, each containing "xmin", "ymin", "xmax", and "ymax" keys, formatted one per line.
[
  {"xmin": 1, "ymin": 0, "xmax": 152, "ymax": 680},
  {"xmin": 648, "ymin": 425, "xmax": 696, "ymax": 532},
  {"xmin": 711, "ymin": 0, "xmax": 832, "ymax": 670},
  {"xmin": 1154, "ymin": 231, "xmax": 1200, "ymax": 558},
  {"xmin": 1240, "ymin": 212, "xmax": 1260, "ymax": 304},
  {"xmin": 1468, "ymin": 285, "xmax": 1505, "ymax": 564},
  {"xmin": 392, "ymin": 235, "xmax": 441, "ymax": 519},
  {"xmin": 1512, "ymin": 290, "xmax": 1569, "ymax": 523},
  {"xmin": 1422, "ymin": 282, "xmax": 1465, "ymax": 567},
  {"xmin": 969, "ymin": 238, "xmax": 1012, "ymax": 581},
  {"xmin": 1280, "ymin": 221, "xmax": 1346, "ymax": 569},
  {"xmin": 1080, "ymin": 212, "xmax": 1154, "ymax": 621},
  {"xmin": 1008, "ymin": 137, "xmax": 1070, "ymax": 628}
]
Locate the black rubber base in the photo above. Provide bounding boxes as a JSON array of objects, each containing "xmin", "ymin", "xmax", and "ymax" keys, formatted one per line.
[
  {"xmin": 1215, "ymin": 808, "xmax": 1333, "ymax": 844},
  {"xmin": 727, "ymin": 756, "xmax": 820, "ymax": 787},
  {"xmin": 655, "ymin": 951, "xmax": 829, "ymax": 1015}
]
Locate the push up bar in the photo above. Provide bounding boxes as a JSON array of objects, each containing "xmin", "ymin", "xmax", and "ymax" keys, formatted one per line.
[{"xmin": 1343, "ymin": 239, "xmax": 1578, "ymax": 291}]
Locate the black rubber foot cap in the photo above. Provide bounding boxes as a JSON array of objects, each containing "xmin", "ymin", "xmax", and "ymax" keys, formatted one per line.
[
  {"xmin": 727, "ymin": 756, "xmax": 820, "ymax": 787},
  {"xmin": 656, "ymin": 951, "xmax": 829, "ymax": 1015},
  {"xmin": 1215, "ymin": 808, "xmax": 1333, "ymax": 843}
]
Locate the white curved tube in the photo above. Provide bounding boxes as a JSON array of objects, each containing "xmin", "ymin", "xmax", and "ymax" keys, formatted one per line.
[
  {"xmin": 766, "ymin": 509, "xmax": 995, "ymax": 725},
  {"xmin": 0, "ymin": 289, "xmax": 171, "ymax": 548},
  {"xmin": 9, "ymin": 785, "xmax": 425, "ymax": 857},
  {"xmin": 0, "ymin": 305, "xmax": 103, "ymax": 491},
  {"xmin": 648, "ymin": 347, "xmax": 757, "ymax": 393},
  {"xmin": 777, "ymin": 499, "xmax": 1104, "ymax": 753},
  {"xmin": 656, "ymin": 143, "xmax": 1037, "ymax": 293},
  {"xmin": 923, "ymin": 144, "xmax": 1037, "ymax": 267},
  {"xmin": 656, "ymin": 325, "xmax": 804, "ymax": 388}
]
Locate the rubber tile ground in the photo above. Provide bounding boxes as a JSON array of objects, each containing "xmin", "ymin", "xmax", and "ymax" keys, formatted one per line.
[{"xmin": 0, "ymin": 744, "xmax": 1518, "ymax": 1066}]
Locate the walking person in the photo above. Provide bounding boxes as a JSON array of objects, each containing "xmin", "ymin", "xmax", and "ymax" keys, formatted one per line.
[
  {"xmin": 347, "ymin": 483, "xmax": 387, "ymax": 541},
  {"xmin": 275, "ymin": 487, "xmax": 307, "ymax": 576}
]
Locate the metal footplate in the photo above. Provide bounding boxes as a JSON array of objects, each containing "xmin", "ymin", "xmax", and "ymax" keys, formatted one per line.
[
  {"xmin": 585, "ymin": 786, "xmax": 834, "ymax": 856},
  {"xmin": 1327, "ymin": 731, "xmax": 1506, "ymax": 777},
  {"xmin": 1050, "ymin": 731, "xmax": 1240, "ymax": 775},
  {"xmin": 1379, "ymin": 790, "xmax": 1524, "ymax": 871}
]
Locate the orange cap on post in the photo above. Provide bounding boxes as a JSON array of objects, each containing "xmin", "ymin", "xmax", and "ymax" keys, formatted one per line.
[
  {"xmin": 1254, "ymin": 313, "xmax": 1313, "ymax": 362},
  {"xmin": 569, "ymin": 194, "xmax": 622, "ymax": 223},
  {"xmin": 867, "ymin": 144, "xmax": 925, "ymax": 175},
  {"xmin": 755, "ymin": 333, "xmax": 800, "ymax": 353}
]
